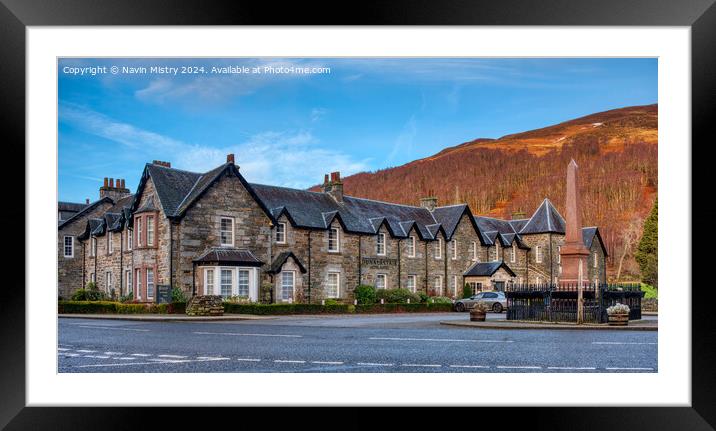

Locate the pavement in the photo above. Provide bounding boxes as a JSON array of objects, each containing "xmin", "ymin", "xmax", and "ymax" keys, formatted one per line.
[
  {"xmin": 59, "ymin": 313, "xmax": 275, "ymax": 321},
  {"xmin": 441, "ymin": 314, "xmax": 658, "ymax": 331},
  {"xmin": 58, "ymin": 312, "xmax": 658, "ymax": 373}
]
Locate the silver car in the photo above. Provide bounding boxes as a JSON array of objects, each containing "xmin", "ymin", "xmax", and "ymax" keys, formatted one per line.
[{"xmin": 454, "ymin": 291, "xmax": 507, "ymax": 313}]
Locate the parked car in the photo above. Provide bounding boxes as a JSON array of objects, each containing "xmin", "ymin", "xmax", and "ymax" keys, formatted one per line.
[{"xmin": 454, "ymin": 291, "xmax": 507, "ymax": 313}]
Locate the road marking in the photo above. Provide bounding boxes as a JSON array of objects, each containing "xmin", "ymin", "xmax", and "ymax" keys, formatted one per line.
[
  {"xmin": 59, "ymin": 353, "xmax": 80, "ymax": 357},
  {"xmin": 130, "ymin": 353, "xmax": 152, "ymax": 357},
  {"xmin": 236, "ymin": 358, "xmax": 262, "ymax": 362},
  {"xmin": 193, "ymin": 331, "xmax": 302, "ymax": 338},
  {"xmin": 357, "ymin": 362, "xmax": 394, "ymax": 367},
  {"xmin": 274, "ymin": 360, "xmax": 306, "ymax": 364},
  {"xmin": 104, "ymin": 352, "xmax": 123, "ymax": 355},
  {"xmin": 547, "ymin": 366, "xmax": 597, "ymax": 370},
  {"xmin": 496, "ymin": 365, "xmax": 542, "ymax": 369},
  {"xmin": 83, "ymin": 355, "xmax": 110, "ymax": 359},
  {"xmin": 592, "ymin": 342, "xmax": 657, "ymax": 345},
  {"xmin": 449, "ymin": 365, "xmax": 490, "ymax": 369},
  {"xmin": 311, "ymin": 361, "xmax": 344, "ymax": 365},
  {"xmin": 76, "ymin": 349, "xmax": 96, "ymax": 353},
  {"xmin": 605, "ymin": 367, "xmax": 654, "ymax": 371},
  {"xmin": 60, "ymin": 357, "xmax": 232, "ymax": 369},
  {"xmin": 117, "ymin": 357, "xmax": 136, "ymax": 360},
  {"xmin": 77, "ymin": 325, "xmax": 149, "ymax": 332},
  {"xmin": 401, "ymin": 363, "xmax": 442, "ymax": 368},
  {"xmin": 158, "ymin": 354, "xmax": 187, "ymax": 359},
  {"xmin": 57, "ymin": 348, "xmax": 70, "ymax": 351},
  {"xmin": 197, "ymin": 356, "xmax": 231, "ymax": 361},
  {"xmin": 369, "ymin": 337, "xmax": 512, "ymax": 343}
]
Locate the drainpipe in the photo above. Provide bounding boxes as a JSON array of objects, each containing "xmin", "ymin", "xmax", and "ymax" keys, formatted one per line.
[
  {"xmin": 397, "ymin": 238, "xmax": 402, "ymax": 289},
  {"xmin": 191, "ymin": 262, "xmax": 196, "ymax": 296},
  {"xmin": 168, "ymin": 220, "xmax": 173, "ymax": 289},
  {"xmin": 82, "ymin": 241, "xmax": 86, "ymax": 288},
  {"xmin": 307, "ymin": 230, "xmax": 312, "ymax": 304},
  {"xmin": 443, "ymin": 237, "xmax": 448, "ymax": 296},
  {"xmin": 119, "ymin": 229, "xmax": 123, "ymax": 295},
  {"xmin": 358, "ymin": 235, "xmax": 362, "ymax": 286},
  {"xmin": 424, "ymin": 240, "xmax": 428, "ymax": 294},
  {"xmin": 93, "ymin": 236, "xmax": 97, "ymax": 286},
  {"xmin": 548, "ymin": 233, "xmax": 553, "ymax": 284}
]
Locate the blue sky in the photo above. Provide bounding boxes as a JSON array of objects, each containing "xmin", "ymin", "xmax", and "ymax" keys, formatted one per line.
[{"xmin": 58, "ymin": 58, "xmax": 657, "ymax": 203}]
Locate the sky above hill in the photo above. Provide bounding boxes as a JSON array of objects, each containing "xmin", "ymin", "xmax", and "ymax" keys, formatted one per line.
[{"xmin": 58, "ymin": 57, "xmax": 657, "ymax": 202}]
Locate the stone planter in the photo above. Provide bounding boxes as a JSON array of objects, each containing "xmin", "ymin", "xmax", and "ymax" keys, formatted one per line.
[
  {"xmin": 608, "ymin": 313, "xmax": 629, "ymax": 326},
  {"xmin": 470, "ymin": 309, "xmax": 486, "ymax": 322},
  {"xmin": 186, "ymin": 295, "xmax": 224, "ymax": 316}
]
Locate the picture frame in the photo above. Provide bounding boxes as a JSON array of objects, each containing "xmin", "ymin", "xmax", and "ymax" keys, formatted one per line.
[{"xmin": 1, "ymin": 0, "xmax": 712, "ymax": 428}]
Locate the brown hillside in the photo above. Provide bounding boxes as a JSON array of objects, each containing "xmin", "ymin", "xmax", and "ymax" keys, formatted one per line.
[{"xmin": 310, "ymin": 104, "xmax": 658, "ymax": 281}]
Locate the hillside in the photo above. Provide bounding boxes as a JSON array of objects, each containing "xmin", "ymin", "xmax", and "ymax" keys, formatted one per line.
[{"xmin": 311, "ymin": 104, "xmax": 658, "ymax": 280}]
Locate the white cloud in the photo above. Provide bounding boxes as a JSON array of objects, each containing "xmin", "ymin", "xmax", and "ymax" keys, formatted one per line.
[
  {"xmin": 59, "ymin": 104, "xmax": 370, "ymax": 189},
  {"xmin": 310, "ymin": 108, "xmax": 328, "ymax": 123},
  {"xmin": 386, "ymin": 115, "xmax": 417, "ymax": 165}
]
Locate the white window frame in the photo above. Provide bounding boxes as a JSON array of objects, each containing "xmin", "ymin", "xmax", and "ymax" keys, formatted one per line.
[
  {"xmin": 127, "ymin": 229, "xmax": 133, "ymax": 250},
  {"xmin": 511, "ymin": 243, "xmax": 517, "ymax": 263},
  {"xmin": 219, "ymin": 217, "xmax": 234, "ymax": 247},
  {"xmin": 594, "ymin": 252, "xmax": 598, "ymax": 268},
  {"xmin": 406, "ymin": 275, "xmax": 417, "ymax": 292},
  {"xmin": 90, "ymin": 272, "xmax": 95, "ymax": 283},
  {"xmin": 63, "ymin": 236, "xmax": 74, "ymax": 258},
  {"xmin": 280, "ymin": 270, "xmax": 295, "ymax": 302},
  {"xmin": 106, "ymin": 271, "xmax": 112, "ymax": 293},
  {"xmin": 90, "ymin": 237, "xmax": 96, "ymax": 257},
  {"xmin": 376, "ymin": 233, "xmax": 386, "ymax": 256},
  {"xmin": 326, "ymin": 272, "xmax": 340, "ymax": 298},
  {"xmin": 453, "ymin": 275, "xmax": 459, "ymax": 297},
  {"xmin": 219, "ymin": 267, "xmax": 234, "ymax": 298},
  {"xmin": 328, "ymin": 227, "xmax": 340, "ymax": 253},
  {"xmin": 125, "ymin": 269, "xmax": 132, "ymax": 295},
  {"xmin": 146, "ymin": 216, "xmax": 155, "ymax": 246},
  {"xmin": 135, "ymin": 269, "xmax": 142, "ymax": 300},
  {"xmin": 237, "ymin": 269, "xmax": 250, "ymax": 297},
  {"xmin": 471, "ymin": 241, "xmax": 477, "ymax": 261},
  {"xmin": 204, "ymin": 268, "xmax": 215, "ymax": 295},
  {"xmin": 451, "ymin": 239, "xmax": 458, "ymax": 260},
  {"xmin": 136, "ymin": 217, "xmax": 143, "ymax": 247},
  {"xmin": 495, "ymin": 242, "xmax": 500, "ymax": 260},
  {"xmin": 535, "ymin": 245, "xmax": 542, "ymax": 263},
  {"xmin": 375, "ymin": 273, "xmax": 387, "ymax": 290},
  {"xmin": 407, "ymin": 236, "xmax": 416, "ymax": 258},
  {"xmin": 107, "ymin": 232, "xmax": 113, "ymax": 254},
  {"xmin": 276, "ymin": 222, "xmax": 287, "ymax": 244},
  {"xmin": 435, "ymin": 238, "xmax": 442, "ymax": 259},
  {"xmin": 434, "ymin": 275, "xmax": 443, "ymax": 295},
  {"xmin": 557, "ymin": 246, "xmax": 560, "ymax": 263},
  {"xmin": 146, "ymin": 268, "xmax": 155, "ymax": 299}
]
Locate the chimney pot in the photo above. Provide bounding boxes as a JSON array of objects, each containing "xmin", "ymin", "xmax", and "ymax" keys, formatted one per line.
[
  {"xmin": 85, "ymin": 198, "xmax": 90, "ymax": 205},
  {"xmin": 121, "ymin": 179, "xmax": 126, "ymax": 189},
  {"xmin": 227, "ymin": 154, "xmax": 235, "ymax": 164},
  {"xmin": 324, "ymin": 174, "xmax": 329, "ymax": 184},
  {"xmin": 109, "ymin": 178, "xmax": 114, "ymax": 188},
  {"xmin": 103, "ymin": 177, "xmax": 109, "ymax": 188}
]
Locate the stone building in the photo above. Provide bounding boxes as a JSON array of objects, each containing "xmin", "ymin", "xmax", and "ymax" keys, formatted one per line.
[{"xmin": 59, "ymin": 156, "xmax": 608, "ymax": 302}]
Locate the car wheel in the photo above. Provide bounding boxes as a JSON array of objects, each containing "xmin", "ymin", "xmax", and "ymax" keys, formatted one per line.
[
  {"xmin": 492, "ymin": 303, "xmax": 503, "ymax": 313},
  {"xmin": 455, "ymin": 302, "xmax": 465, "ymax": 312}
]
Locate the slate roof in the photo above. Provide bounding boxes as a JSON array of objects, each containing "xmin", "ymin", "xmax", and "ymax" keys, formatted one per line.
[
  {"xmin": 267, "ymin": 251, "xmax": 307, "ymax": 274},
  {"xmin": 518, "ymin": 199, "xmax": 565, "ymax": 234},
  {"xmin": 58, "ymin": 197, "xmax": 113, "ymax": 229},
  {"xmin": 192, "ymin": 247, "xmax": 264, "ymax": 267},
  {"xmin": 582, "ymin": 227, "xmax": 608, "ymax": 257},
  {"xmin": 464, "ymin": 260, "xmax": 517, "ymax": 277},
  {"xmin": 58, "ymin": 201, "xmax": 88, "ymax": 213}
]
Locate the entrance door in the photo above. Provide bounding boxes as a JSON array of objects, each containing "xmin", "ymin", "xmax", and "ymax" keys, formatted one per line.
[{"xmin": 493, "ymin": 281, "xmax": 505, "ymax": 292}]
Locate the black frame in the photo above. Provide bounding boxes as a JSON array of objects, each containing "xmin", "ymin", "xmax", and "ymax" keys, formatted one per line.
[{"xmin": 1, "ymin": 0, "xmax": 712, "ymax": 429}]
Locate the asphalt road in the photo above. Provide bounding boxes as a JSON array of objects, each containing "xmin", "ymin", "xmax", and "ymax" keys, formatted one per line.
[{"xmin": 58, "ymin": 313, "xmax": 658, "ymax": 373}]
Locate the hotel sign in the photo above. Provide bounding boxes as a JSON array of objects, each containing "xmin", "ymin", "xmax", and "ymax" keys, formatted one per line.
[{"xmin": 362, "ymin": 257, "xmax": 398, "ymax": 269}]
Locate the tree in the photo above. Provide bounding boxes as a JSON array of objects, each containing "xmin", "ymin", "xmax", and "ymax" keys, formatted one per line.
[
  {"xmin": 615, "ymin": 218, "xmax": 641, "ymax": 281},
  {"xmin": 635, "ymin": 198, "xmax": 658, "ymax": 287}
]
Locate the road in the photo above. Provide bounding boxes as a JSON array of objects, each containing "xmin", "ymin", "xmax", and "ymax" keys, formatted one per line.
[{"xmin": 58, "ymin": 313, "xmax": 658, "ymax": 373}]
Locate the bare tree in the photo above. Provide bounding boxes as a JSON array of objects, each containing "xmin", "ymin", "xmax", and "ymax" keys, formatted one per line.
[{"xmin": 615, "ymin": 218, "xmax": 642, "ymax": 281}]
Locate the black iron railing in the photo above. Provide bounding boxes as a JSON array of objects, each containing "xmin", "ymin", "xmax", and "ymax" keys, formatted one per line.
[{"xmin": 505, "ymin": 283, "xmax": 644, "ymax": 323}]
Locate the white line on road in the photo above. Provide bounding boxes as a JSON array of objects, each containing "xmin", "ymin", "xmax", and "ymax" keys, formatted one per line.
[
  {"xmin": 197, "ymin": 356, "xmax": 231, "ymax": 361},
  {"xmin": 130, "ymin": 353, "xmax": 153, "ymax": 357},
  {"xmin": 59, "ymin": 353, "xmax": 80, "ymax": 357},
  {"xmin": 158, "ymin": 355, "xmax": 188, "ymax": 359},
  {"xmin": 357, "ymin": 362, "xmax": 394, "ymax": 367},
  {"xmin": 274, "ymin": 360, "xmax": 306, "ymax": 364},
  {"xmin": 57, "ymin": 348, "xmax": 70, "ymax": 351},
  {"xmin": 117, "ymin": 357, "xmax": 136, "ymax": 360},
  {"xmin": 60, "ymin": 357, "xmax": 232, "ymax": 369},
  {"xmin": 83, "ymin": 355, "xmax": 110, "ymax": 359},
  {"xmin": 401, "ymin": 364, "xmax": 442, "ymax": 368},
  {"xmin": 605, "ymin": 367, "xmax": 654, "ymax": 371},
  {"xmin": 103, "ymin": 352, "xmax": 124, "ymax": 355},
  {"xmin": 448, "ymin": 365, "xmax": 490, "ymax": 369},
  {"xmin": 592, "ymin": 342, "xmax": 657, "ymax": 345},
  {"xmin": 311, "ymin": 361, "xmax": 344, "ymax": 365},
  {"xmin": 496, "ymin": 365, "xmax": 542, "ymax": 369},
  {"xmin": 193, "ymin": 331, "xmax": 302, "ymax": 338},
  {"xmin": 547, "ymin": 366, "xmax": 597, "ymax": 370},
  {"xmin": 77, "ymin": 325, "xmax": 150, "ymax": 332},
  {"xmin": 76, "ymin": 349, "xmax": 96, "ymax": 353},
  {"xmin": 236, "ymin": 358, "xmax": 262, "ymax": 362},
  {"xmin": 369, "ymin": 337, "xmax": 512, "ymax": 343}
]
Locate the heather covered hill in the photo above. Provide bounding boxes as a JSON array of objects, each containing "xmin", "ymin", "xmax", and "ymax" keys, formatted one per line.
[{"xmin": 311, "ymin": 104, "xmax": 658, "ymax": 280}]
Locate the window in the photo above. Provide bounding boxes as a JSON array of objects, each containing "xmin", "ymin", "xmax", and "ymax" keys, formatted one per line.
[
  {"xmin": 407, "ymin": 275, "xmax": 416, "ymax": 292},
  {"xmin": 281, "ymin": 271, "xmax": 295, "ymax": 301},
  {"xmin": 535, "ymin": 245, "xmax": 542, "ymax": 263},
  {"xmin": 135, "ymin": 269, "xmax": 142, "ymax": 300},
  {"xmin": 376, "ymin": 233, "xmax": 386, "ymax": 256},
  {"xmin": 435, "ymin": 238, "xmax": 442, "ymax": 259},
  {"xmin": 146, "ymin": 269, "xmax": 154, "ymax": 298},
  {"xmin": 136, "ymin": 218, "xmax": 143, "ymax": 247},
  {"xmin": 107, "ymin": 232, "xmax": 113, "ymax": 254},
  {"xmin": 594, "ymin": 252, "xmax": 598, "ymax": 268},
  {"xmin": 63, "ymin": 236, "xmax": 74, "ymax": 258},
  {"xmin": 326, "ymin": 272, "xmax": 340, "ymax": 298},
  {"xmin": 471, "ymin": 241, "xmax": 477, "ymax": 261},
  {"xmin": 220, "ymin": 217, "xmax": 234, "ymax": 246},
  {"xmin": 127, "ymin": 229, "xmax": 133, "ymax": 250},
  {"xmin": 205, "ymin": 268, "xmax": 214, "ymax": 295},
  {"xmin": 407, "ymin": 236, "xmax": 416, "ymax": 258},
  {"xmin": 375, "ymin": 274, "xmax": 387, "ymax": 290},
  {"xmin": 511, "ymin": 244, "xmax": 516, "ymax": 263},
  {"xmin": 276, "ymin": 222, "xmax": 286, "ymax": 244},
  {"xmin": 536, "ymin": 276, "xmax": 542, "ymax": 285},
  {"xmin": 559, "ymin": 265, "xmax": 563, "ymax": 275},
  {"xmin": 328, "ymin": 228, "xmax": 340, "ymax": 252},
  {"xmin": 434, "ymin": 276, "xmax": 443, "ymax": 295},
  {"xmin": 90, "ymin": 237, "xmax": 96, "ymax": 257},
  {"xmin": 495, "ymin": 242, "xmax": 500, "ymax": 260},
  {"xmin": 146, "ymin": 216, "xmax": 155, "ymax": 246},
  {"xmin": 451, "ymin": 240, "xmax": 458, "ymax": 260},
  {"xmin": 220, "ymin": 269, "xmax": 232, "ymax": 298},
  {"xmin": 453, "ymin": 275, "xmax": 459, "ymax": 297},
  {"xmin": 125, "ymin": 270, "xmax": 132, "ymax": 295},
  {"xmin": 106, "ymin": 271, "xmax": 112, "ymax": 292},
  {"xmin": 556, "ymin": 246, "xmax": 561, "ymax": 263},
  {"xmin": 238, "ymin": 269, "xmax": 250, "ymax": 297},
  {"xmin": 90, "ymin": 272, "xmax": 95, "ymax": 283}
]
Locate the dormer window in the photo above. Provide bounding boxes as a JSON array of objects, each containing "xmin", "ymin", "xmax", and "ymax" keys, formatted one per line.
[
  {"xmin": 328, "ymin": 227, "xmax": 340, "ymax": 253},
  {"xmin": 435, "ymin": 238, "xmax": 442, "ymax": 259},
  {"xmin": 220, "ymin": 217, "xmax": 234, "ymax": 247},
  {"xmin": 376, "ymin": 233, "xmax": 386, "ymax": 256},
  {"xmin": 407, "ymin": 236, "xmax": 416, "ymax": 258},
  {"xmin": 276, "ymin": 222, "xmax": 287, "ymax": 244},
  {"xmin": 451, "ymin": 240, "xmax": 458, "ymax": 260}
]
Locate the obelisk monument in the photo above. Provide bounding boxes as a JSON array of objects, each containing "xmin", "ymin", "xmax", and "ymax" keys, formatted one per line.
[{"xmin": 559, "ymin": 159, "xmax": 590, "ymax": 284}]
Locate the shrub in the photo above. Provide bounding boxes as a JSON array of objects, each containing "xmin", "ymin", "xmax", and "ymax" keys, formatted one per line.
[
  {"xmin": 171, "ymin": 287, "xmax": 187, "ymax": 302},
  {"xmin": 607, "ymin": 303, "xmax": 630, "ymax": 315},
  {"xmin": 353, "ymin": 285, "xmax": 377, "ymax": 305},
  {"xmin": 119, "ymin": 291, "xmax": 134, "ymax": 303},
  {"xmin": 375, "ymin": 288, "xmax": 422, "ymax": 304},
  {"xmin": 58, "ymin": 301, "xmax": 147, "ymax": 314},
  {"xmin": 640, "ymin": 283, "xmax": 658, "ymax": 299},
  {"xmin": 223, "ymin": 295, "xmax": 251, "ymax": 304},
  {"xmin": 462, "ymin": 284, "xmax": 473, "ymax": 299},
  {"xmin": 323, "ymin": 298, "xmax": 339, "ymax": 306},
  {"xmin": 355, "ymin": 303, "xmax": 454, "ymax": 313},
  {"xmin": 418, "ymin": 292, "xmax": 430, "ymax": 303},
  {"xmin": 71, "ymin": 288, "xmax": 108, "ymax": 301},
  {"xmin": 429, "ymin": 296, "xmax": 453, "ymax": 304}
]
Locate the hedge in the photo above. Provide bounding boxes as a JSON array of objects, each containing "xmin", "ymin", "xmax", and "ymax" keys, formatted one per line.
[
  {"xmin": 222, "ymin": 303, "xmax": 354, "ymax": 315},
  {"xmin": 58, "ymin": 301, "xmax": 186, "ymax": 314},
  {"xmin": 355, "ymin": 303, "xmax": 454, "ymax": 313}
]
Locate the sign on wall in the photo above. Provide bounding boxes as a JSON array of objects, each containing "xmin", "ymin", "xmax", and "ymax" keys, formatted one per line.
[
  {"xmin": 362, "ymin": 257, "xmax": 398, "ymax": 270},
  {"xmin": 156, "ymin": 284, "xmax": 172, "ymax": 304}
]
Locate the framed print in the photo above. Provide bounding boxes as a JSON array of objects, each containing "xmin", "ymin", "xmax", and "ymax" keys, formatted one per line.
[{"xmin": 1, "ymin": 0, "xmax": 713, "ymax": 429}]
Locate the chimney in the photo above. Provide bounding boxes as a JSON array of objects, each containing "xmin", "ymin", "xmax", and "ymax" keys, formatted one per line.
[
  {"xmin": 512, "ymin": 209, "xmax": 526, "ymax": 219},
  {"xmin": 100, "ymin": 176, "xmax": 132, "ymax": 201},
  {"xmin": 227, "ymin": 154, "xmax": 235, "ymax": 164},
  {"xmin": 85, "ymin": 198, "xmax": 90, "ymax": 205},
  {"xmin": 420, "ymin": 190, "xmax": 438, "ymax": 212},
  {"xmin": 322, "ymin": 171, "xmax": 344, "ymax": 203},
  {"xmin": 152, "ymin": 160, "xmax": 171, "ymax": 168}
]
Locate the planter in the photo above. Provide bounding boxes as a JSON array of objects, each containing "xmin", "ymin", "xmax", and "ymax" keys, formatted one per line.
[
  {"xmin": 470, "ymin": 310, "xmax": 486, "ymax": 322},
  {"xmin": 608, "ymin": 313, "xmax": 629, "ymax": 326}
]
